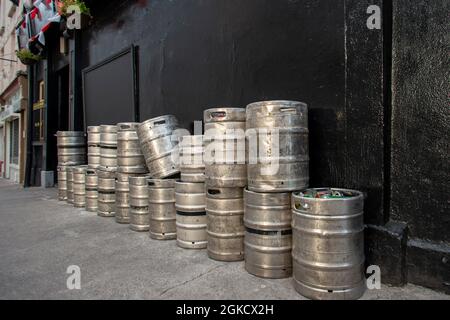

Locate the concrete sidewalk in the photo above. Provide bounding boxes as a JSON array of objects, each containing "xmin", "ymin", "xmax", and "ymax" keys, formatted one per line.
[{"xmin": 0, "ymin": 178, "xmax": 447, "ymax": 300}]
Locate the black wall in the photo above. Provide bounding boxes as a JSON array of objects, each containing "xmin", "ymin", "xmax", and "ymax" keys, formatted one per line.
[{"xmin": 390, "ymin": 0, "xmax": 450, "ymax": 292}]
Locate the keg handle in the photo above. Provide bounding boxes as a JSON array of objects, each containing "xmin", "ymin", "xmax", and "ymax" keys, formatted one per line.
[
  {"xmin": 294, "ymin": 201, "xmax": 310, "ymax": 210},
  {"xmin": 280, "ymin": 107, "xmax": 297, "ymax": 114},
  {"xmin": 153, "ymin": 120, "xmax": 166, "ymax": 126},
  {"xmin": 210, "ymin": 111, "xmax": 227, "ymax": 119},
  {"xmin": 208, "ymin": 189, "xmax": 221, "ymax": 195},
  {"xmin": 119, "ymin": 124, "xmax": 131, "ymax": 130},
  {"xmin": 148, "ymin": 181, "xmax": 155, "ymax": 186}
]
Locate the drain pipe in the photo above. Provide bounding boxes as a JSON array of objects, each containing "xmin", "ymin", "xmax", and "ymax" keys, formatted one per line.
[{"xmin": 24, "ymin": 65, "xmax": 34, "ymax": 188}]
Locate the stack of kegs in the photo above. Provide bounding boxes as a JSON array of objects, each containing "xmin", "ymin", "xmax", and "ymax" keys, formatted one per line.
[
  {"xmin": 203, "ymin": 108, "xmax": 247, "ymax": 261},
  {"xmin": 175, "ymin": 135, "xmax": 207, "ymax": 249},
  {"xmin": 87, "ymin": 126, "xmax": 101, "ymax": 169},
  {"xmin": 73, "ymin": 166, "xmax": 88, "ymax": 208},
  {"xmin": 148, "ymin": 179, "xmax": 177, "ymax": 240},
  {"xmin": 97, "ymin": 125, "xmax": 118, "ymax": 217},
  {"xmin": 56, "ymin": 131, "xmax": 86, "ymax": 202},
  {"xmin": 137, "ymin": 115, "xmax": 183, "ymax": 239},
  {"xmin": 84, "ymin": 127, "xmax": 101, "ymax": 212},
  {"xmin": 53, "ymin": 104, "xmax": 369, "ymax": 300},
  {"xmin": 85, "ymin": 168, "xmax": 99, "ymax": 212},
  {"xmin": 115, "ymin": 123, "xmax": 148, "ymax": 224},
  {"xmin": 244, "ymin": 100, "xmax": 309, "ymax": 278},
  {"xmin": 129, "ymin": 175, "xmax": 151, "ymax": 231}
]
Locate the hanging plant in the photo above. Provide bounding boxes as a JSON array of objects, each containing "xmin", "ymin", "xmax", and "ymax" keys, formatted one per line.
[
  {"xmin": 58, "ymin": 0, "xmax": 92, "ymax": 18},
  {"xmin": 16, "ymin": 49, "xmax": 42, "ymax": 65}
]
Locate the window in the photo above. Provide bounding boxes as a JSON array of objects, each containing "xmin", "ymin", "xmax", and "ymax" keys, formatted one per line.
[{"xmin": 10, "ymin": 118, "xmax": 19, "ymax": 165}]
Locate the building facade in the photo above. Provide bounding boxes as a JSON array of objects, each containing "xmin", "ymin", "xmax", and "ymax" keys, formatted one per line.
[
  {"xmin": 9, "ymin": 0, "xmax": 450, "ymax": 294},
  {"xmin": 0, "ymin": 0, "xmax": 28, "ymax": 183}
]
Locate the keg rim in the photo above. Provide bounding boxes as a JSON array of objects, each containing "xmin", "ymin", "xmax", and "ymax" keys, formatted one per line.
[
  {"xmin": 87, "ymin": 126, "xmax": 101, "ymax": 132},
  {"xmin": 139, "ymin": 115, "xmax": 178, "ymax": 127},
  {"xmin": 72, "ymin": 165, "xmax": 89, "ymax": 173},
  {"xmin": 148, "ymin": 178, "xmax": 177, "ymax": 188},
  {"xmin": 129, "ymin": 175, "xmax": 152, "ymax": 184},
  {"xmin": 244, "ymin": 188, "xmax": 292, "ymax": 197},
  {"xmin": 246, "ymin": 100, "xmax": 308, "ymax": 111},
  {"xmin": 204, "ymin": 107, "xmax": 246, "ymax": 123},
  {"xmin": 56, "ymin": 131, "xmax": 85, "ymax": 137},
  {"xmin": 117, "ymin": 122, "xmax": 140, "ymax": 131},
  {"xmin": 293, "ymin": 188, "xmax": 364, "ymax": 201},
  {"xmin": 100, "ymin": 125, "xmax": 118, "ymax": 132}
]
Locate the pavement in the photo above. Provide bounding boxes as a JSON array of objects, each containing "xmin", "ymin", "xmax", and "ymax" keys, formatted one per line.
[{"xmin": 0, "ymin": 178, "xmax": 448, "ymax": 300}]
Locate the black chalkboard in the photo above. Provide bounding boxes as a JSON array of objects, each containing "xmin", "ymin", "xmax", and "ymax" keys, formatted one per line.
[{"xmin": 82, "ymin": 46, "xmax": 138, "ymax": 127}]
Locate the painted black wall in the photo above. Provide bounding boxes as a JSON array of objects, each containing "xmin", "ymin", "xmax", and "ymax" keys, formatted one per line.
[{"xmin": 391, "ymin": 0, "xmax": 450, "ymax": 292}]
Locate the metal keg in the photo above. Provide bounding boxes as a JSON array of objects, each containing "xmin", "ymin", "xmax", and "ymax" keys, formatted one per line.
[
  {"xmin": 56, "ymin": 131, "xmax": 86, "ymax": 165},
  {"xmin": 129, "ymin": 176, "xmax": 150, "ymax": 231},
  {"xmin": 246, "ymin": 100, "xmax": 309, "ymax": 192},
  {"xmin": 57, "ymin": 165, "xmax": 68, "ymax": 201},
  {"xmin": 292, "ymin": 188, "xmax": 366, "ymax": 300},
  {"xmin": 87, "ymin": 126, "xmax": 101, "ymax": 169},
  {"xmin": 117, "ymin": 123, "xmax": 148, "ymax": 174},
  {"xmin": 66, "ymin": 166, "xmax": 74, "ymax": 204},
  {"xmin": 97, "ymin": 167, "xmax": 116, "ymax": 217},
  {"xmin": 244, "ymin": 189, "xmax": 292, "ymax": 279},
  {"xmin": 73, "ymin": 166, "xmax": 88, "ymax": 208},
  {"xmin": 85, "ymin": 168, "xmax": 98, "ymax": 212},
  {"xmin": 148, "ymin": 179, "xmax": 177, "ymax": 240},
  {"xmin": 137, "ymin": 115, "xmax": 182, "ymax": 179},
  {"xmin": 203, "ymin": 108, "xmax": 247, "ymax": 187},
  {"xmin": 175, "ymin": 181, "xmax": 207, "ymax": 249},
  {"xmin": 179, "ymin": 135, "xmax": 205, "ymax": 182},
  {"xmin": 206, "ymin": 187, "xmax": 245, "ymax": 261},
  {"xmin": 100, "ymin": 125, "xmax": 118, "ymax": 169},
  {"xmin": 115, "ymin": 172, "xmax": 135, "ymax": 224}
]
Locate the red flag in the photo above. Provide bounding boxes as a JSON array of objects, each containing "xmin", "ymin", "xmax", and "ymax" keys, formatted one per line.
[
  {"xmin": 41, "ymin": 22, "xmax": 51, "ymax": 33},
  {"xmin": 30, "ymin": 7, "xmax": 40, "ymax": 19}
]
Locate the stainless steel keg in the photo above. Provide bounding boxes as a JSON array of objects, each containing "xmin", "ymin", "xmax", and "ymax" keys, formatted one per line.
[
  {"xmin": 137, "ymin": 115, "xmax": 182, "ymax": 179},
  {"xmin": 97, "ymin": 167, "xmax": 116, "ymax": 217},
  {"xmin": 100, "ymin": 125, "xmax": 118, "ymax": 169},
  {"xmin": 148, "ymin": 179, "xmax": 177, "ymax": 240},
  {"xmin": 73, "ymin": 166, "xmax": 87, "ymax": 208},
  {"xmin": 56, "ymin": 131, "xmax": 86, "ymax": 165},
  {"xmin": 129, "ymin": 176, "xmax": 150, "ymax": 231},
  {"xmin": 246, "ymin": 100, "xmax": 309, "ymax": 192},
  {"xmin": 115, "ymin": 172, "xmax": 131, "ymax": 224},
  {"xmin": 203, "ymin": 108, "xmax": 247, "ymax": 187},
  {"xmin": 292, "ymin": 188, "xmax": 366, "ymax": 300},
  {"xmin": 175, "ymin": 181, "xmax": 207, "ymax": 249},
  {"xmin": 66, "ymin": 166, "xmax": 74, "ymax": 204},
  {"xmin": 179, "ymin": 135, "xmax": 205, "ymax": 182},
  {"xmin": 244, "ymin": 189, "xmax": 292, "ymax": 278},
  {"xmin": 117, "ymin": 123, "xmax": 148, "ymax": 174},
  {"xmin": 57, "ymin": 165, "xmax": 68, "ymax": 201},
  {"xmin": 87, "ymin": 126, "xmax": 101, "ymax": 169},
  {"xmin": 206, "ymin": 187, "xmax": 245, "ymax": 261},
  {"xmin": 85, "ymin": 168, "xmax": 98, "ymax": 212}
]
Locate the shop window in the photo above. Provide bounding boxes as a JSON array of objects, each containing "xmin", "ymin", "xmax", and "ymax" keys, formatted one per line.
[{"xmin": 10, "ymin": 118, "xmax": 19, "ymax": 165}]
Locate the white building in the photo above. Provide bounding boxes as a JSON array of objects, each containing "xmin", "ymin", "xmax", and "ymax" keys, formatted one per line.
[{"xmin": 0, "ymin": 1, "xmax": 28, "ymax": 183}]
